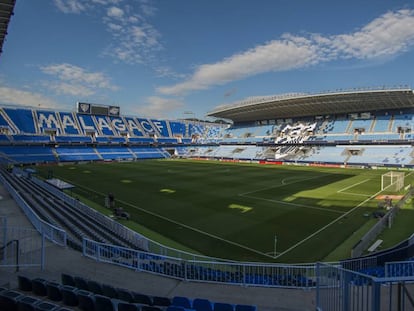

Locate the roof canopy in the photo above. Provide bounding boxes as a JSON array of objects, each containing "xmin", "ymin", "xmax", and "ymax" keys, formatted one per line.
[
  {"xmin": 0, "ymin": 0, "xmax": 16, "ymax": 56},
  {"xmin": 207, "ymin": 88, "xmax": 414, "ymax": 123}
]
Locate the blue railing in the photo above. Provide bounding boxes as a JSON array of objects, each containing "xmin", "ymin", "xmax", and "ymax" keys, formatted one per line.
[
  {"xmin": 82, "ymin": 238, "xmax": 317, "ymax": 288},
  {"xmin": 385, "ymin": 259, "xmax": 414, "ymax": 277}
]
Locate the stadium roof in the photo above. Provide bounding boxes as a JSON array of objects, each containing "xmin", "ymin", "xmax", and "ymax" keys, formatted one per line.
[
  {"xmin": 207, "ymin": 88, "xmax": 414, "ymax": 123},
  {"xmin": 0, "ymin": 0, "xmax": 16, "ymax": 56}
]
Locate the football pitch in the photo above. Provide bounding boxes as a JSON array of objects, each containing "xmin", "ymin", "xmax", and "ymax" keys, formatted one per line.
[{"xmin": 36, "ymin": 159, "xmax": 413, "ymax": 263}]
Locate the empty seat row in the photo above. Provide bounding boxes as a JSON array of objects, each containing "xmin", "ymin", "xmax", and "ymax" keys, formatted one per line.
[
  {"xmin": 171, "ymin": 296, "xmax": 256, "ymax": 311},
  {"xmin": 19, "ymin": 275, "xmax": 157, "ymax": 311},
  {"xmin": 0, "ymin": 287, "xmax": 71, "ymax": 311},
  {"xmin": 61, "ymin": 275, "xmax": 257, "ymax": 311},
  {"xmin": 60, "ymin": 273, "xmax": 172, "ymax": 307},
  {"xmin": 18, "ymin": 274, "xmax": 257, "ymax": 311}
]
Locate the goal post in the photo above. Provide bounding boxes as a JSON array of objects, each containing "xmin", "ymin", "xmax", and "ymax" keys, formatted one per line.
[{"xmin": 381, "ymin": 171, "xmax": 405, "ymax": 192}]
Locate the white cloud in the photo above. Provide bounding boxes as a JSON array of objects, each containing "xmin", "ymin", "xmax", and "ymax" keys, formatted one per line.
[
  {"xmin": 41, "ymin": 63, "xmax": 118, "ymax": 91},
  {"xmin": 158, "ymin": 37, "xmax": 319, "ymax": 95},
  {"xmin": 0, "ymin": 87, "xmax": 62, "ymax": 109},
  {"xmin": 103, "ymin": 19, "xmax": 162, "ymax": 64},
  {"xmin": 92, "ymin": 0, "xmax": 122, "ymax": 5},
  {"xmin": 54, "ymin": 0, "xmax": 122, "ymax": 13},
  {"xmin": 136, "ymin": 96, "xmax": 184, "ymax": 118},
  {"xmin": 158, "ymin": 9, "xmax": 414, "ymax": 96},
  {"xmin": 40, "ymin": 63, "xmax": 118, "ymax": 98},
  {"xmin": 53, "ymin": 0, "xmax": 86, "ymax": 14},
  {"xmin": 154, "ymin": 66, "xmax": 186, "ymax": 79},
  {"xmin": 140, "ymin": 3, "xmax": 157, "ymax": 17},
  {"xmin": 330, "ymin": 9, "xmax": 414, "ymax": 59},
  {"xmin": 46, "ymin": 82, "xmax": 95, "ymax": 97},
  {"xmin": 54, "ymin": 0, "xmax": 162, "ymax": 65},
  {"xmin": 107, "ymin": 6, "xmax": 124, "ymax": 19},
  {"xmin": 107, "ymin": 23, "xmax": 123, "ymax": 32}
]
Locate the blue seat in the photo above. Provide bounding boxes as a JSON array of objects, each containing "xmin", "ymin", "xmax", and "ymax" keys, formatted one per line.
[
  {"xmin": 193, "ymin": 298, "xmax": 213, "ymax": 311},
  {"xmin": 87, "ymin": 280, "xmax": 103, "ymax": 295},
  {"xmin": 214, "ymin": 302, "xmax": 234, "ymax": 311},
  {"xmin": 167, "ymin": 306, "xmax": 186, "ymax": 311},
  {"xmin": 152, "ymin": 296, "xmax": 171, "ymax": 307},
  {"xmin": 33, "ymin": 300, "xmax": 60, "ymax": 310},
  {"xmin": 77, "ymin": 290, "xmax": 95, "ymax": 311},
  {"xmin": 61, "ymin": 274, "xmax": 76, "ymax": 287},
  {"xmin": 133, "ymin": 293, "xmax": 153, "ymax": 305},
  {"xmin": 235, "ymin": 305, "xmax": 256, "ymax": 311},
  {"xmin": 46, "ymin": 281, "xmax": 63, "ymax": 301},
  {"xmin": 32, "ymin": 278, "xmax": 47, "ymax": 296},
  {"xmin": 94, "ymin": 294, "xmax": 116, "ymax": 311},
  {"xmin": 102, "ymin": 284, "xmax": 118, "ymax": 299},
  {"xmin": 16, "ymin": 295, "xmax": 40, "ymax": 311},
  {"xmin": 74, "ymin": 276, "xmax": 89, "ymax": 291},
  {"xmin": 118, "ymin": 302, "xmax": 140, "ymax": 311},
  {"xmin": 142, "ymin": 306, "xmax": 163, "ymax": 311},
  {"xmin": 172, "ymin": 296, "xmax": 192, "ymax": 309},
  {"xmin": 18, "ymin": 275, "xmax": 33, "ymax": 292},
  {"xmin": 116, "ymin": 288, "xmax": 134, "ymax": 303},
  {"xmin": 61, "ymin": 285, "xmax": 79, "ymax": 307},
  {"xmin": 0, "ymin": 290, "xmax": 23, "ymax": 311}
]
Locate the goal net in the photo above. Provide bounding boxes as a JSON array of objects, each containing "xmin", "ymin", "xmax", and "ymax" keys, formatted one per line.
[{"xmin": 381, "ymin": 171, "xmax": 405, "ymax": 192}]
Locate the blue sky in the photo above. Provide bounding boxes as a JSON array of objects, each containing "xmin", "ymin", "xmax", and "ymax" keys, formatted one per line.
[{"xmin": 1, "ymin": 0, "xmax": 414, "ymax": 120}]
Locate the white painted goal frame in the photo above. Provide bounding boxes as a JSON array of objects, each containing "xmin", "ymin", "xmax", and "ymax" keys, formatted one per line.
[{"xmin": 381, "ymin": 171, "xmax": 405, "ymax": 192}]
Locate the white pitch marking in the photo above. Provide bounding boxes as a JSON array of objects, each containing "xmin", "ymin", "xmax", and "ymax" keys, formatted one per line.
[
  {"xmin": 338, "ymin": 191, "xmax": 371, "ymax": 197},
  {"xmin": 242, "ymin": 194, "xmax": 345, "ymax": 214},
  {"xmin": 337, "ymin": 179, "xmax": 371, "ymax": 194},
  {"xmin": 239, "ymin": 173, "xmax": 329, "ymax": 196},
  {"xmin": 66, "ymin": 180, "xmax": 275, "ymax": 259},
  {"xmin": 273, "ymin": 183, "xmax": 390, "ymax": 260}
]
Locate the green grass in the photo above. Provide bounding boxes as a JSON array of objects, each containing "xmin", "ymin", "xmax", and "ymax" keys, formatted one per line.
[{"xmin": 35, "ymin": 159, "xmax": 414, "ymax": 262}]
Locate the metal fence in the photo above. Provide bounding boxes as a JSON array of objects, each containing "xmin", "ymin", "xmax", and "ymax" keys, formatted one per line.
[
  {"xmin": 316, "ymin": 263, "xmax": 414, "ymax": 311},
  {"xmin": 0, "ymin": 172, "xmax": 67, "ymax": 247},
  {"xmin": 0, "ymin": 225, "xmax": 44, "ymax": 270},
  {"xmin": 385, "ymin": 260, "xmax": 414, "ymax": 278},
  {"xmin": 342, "ymin": 235, "xmax": 414, "ymax": 273},
  {"xmin": 82, "ymin": 238, "xmax": 317, "ymax": 288},
  {"xmin": 351, "ymin": 188, "xmax": 414, "ymax": 258}
]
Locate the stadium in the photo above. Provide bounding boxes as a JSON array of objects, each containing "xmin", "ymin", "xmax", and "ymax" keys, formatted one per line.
[{"xmin": 1, "ymin": 2, "xmax": 414, "ymax": 311}]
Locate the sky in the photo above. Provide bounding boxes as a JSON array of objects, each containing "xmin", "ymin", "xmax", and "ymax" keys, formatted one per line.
[{"xmin": 1, "ymin": 0, "xmax": 414, "ymax": 120}]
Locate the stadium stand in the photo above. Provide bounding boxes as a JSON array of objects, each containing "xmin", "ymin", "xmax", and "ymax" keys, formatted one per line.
[
  {"xmin": 1, "ymin": 168, "xmax": 145, "ymax": 251},
  {"xmin": 3, "ymin": 88, "xmax": 414, "ymax": 310},
  {"xmin": 0, "ymin": 98, "xmax": 414, "ymax": 166}
]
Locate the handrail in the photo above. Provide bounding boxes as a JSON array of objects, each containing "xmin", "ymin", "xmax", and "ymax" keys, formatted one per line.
[
  {"xmin": 0, "ymin": 171, "xmax": 67, "ymax": 247},
  {"xmin": 0, "ymin": 239, "xmax": 19, "ymax": 272}
]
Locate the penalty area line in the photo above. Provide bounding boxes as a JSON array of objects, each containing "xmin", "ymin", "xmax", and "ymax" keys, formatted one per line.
[
  {"xmin": 337, "ymin": 179, "xmax": 371, "ymax": 195},
  {"xmin": 273, "ymin": 181, "xmax": 390, "ymax": 260},
  {"xmin": 239, "ymin": 173, "xmax": 329, "ymax": 196},
  {"xmin": 337, "ymin": 191, "xmax": 371, "ymax": 197},
  {"xmin": 241, "ymin": 194, "xmax": 345, "ymax": 214}
]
